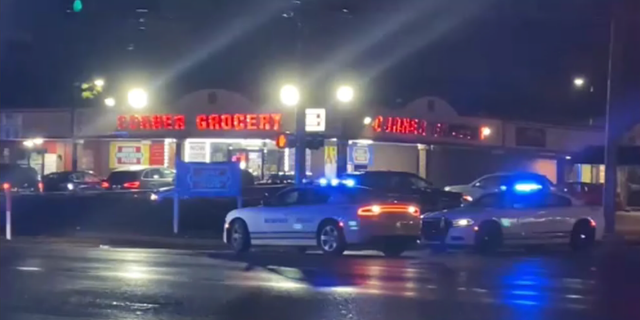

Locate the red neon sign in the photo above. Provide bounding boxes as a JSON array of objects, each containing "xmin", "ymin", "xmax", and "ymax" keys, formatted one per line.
[
  {"xmin": 371, "ymin": 115, "xmax": 487, "ymax": 141},
  {"xmin": 117, "ymin": 114, "xmax": 186, "ymax": 131},
  {"xmin": 196, "ymin": 113, "xmax": 281, "ymax": 131},
  {"xmin": 372, "ymin": 116, "xmax": 427, "ymax": 135},
  {"xmin": 116, "ymin": 113, "xmax": 282, "ymax": 131}
]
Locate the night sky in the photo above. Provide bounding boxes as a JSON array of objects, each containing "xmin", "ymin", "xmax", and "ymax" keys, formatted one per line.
[{"xmin": 0, "ymin": 0, "xmax": 613, "ymax": 123}]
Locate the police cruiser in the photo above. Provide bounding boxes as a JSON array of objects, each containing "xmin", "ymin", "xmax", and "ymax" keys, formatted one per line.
[
  {"xmin": 422, "ymin": 178, "xmax": 604, "ymax": 252},
  {"xmin": 224, "ymin": 180, "xmax": 421, "ymax": 257}
]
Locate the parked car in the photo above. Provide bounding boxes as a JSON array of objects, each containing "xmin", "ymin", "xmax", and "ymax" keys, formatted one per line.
[
  {"xmin": 423, "ymin": 180, "xmax": 603, "ymax": 252},
  {"xmin": 445, "ymin": 172, "xmax": 555, "ymax": 202},
  {"xmin": 256, "ymin": 173, "xmax": 295, "ymax": 185},
  {"xmin": 103, "ymin": 166, "xmax": 175, "ymax": 191},
  {"xmin": 341, "ymin": 171, "xmax": 462, "ymax": 212},
  {"xmin": 42, "ymin": 171, "xmax": 103, "ymax": 192},
  {"xmin": 558, "ymin": 181, "xmax": 625, "ymax": 210},
  {"xmin": 0, "ymin": 164, "xmax": 41, "ymax": 193},
  {"xmin": 224, "ymin": 185, "xmax": 421, "ymax": 256}
]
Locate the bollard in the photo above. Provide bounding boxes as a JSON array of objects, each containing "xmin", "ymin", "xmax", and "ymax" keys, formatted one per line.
[
  {"xmin": 173, "ymin": 189, "xmax": 179, "ymax": 235},
  {"xmin": 3, "ymin": 183, "xmax": 11, "ymax": 240}
]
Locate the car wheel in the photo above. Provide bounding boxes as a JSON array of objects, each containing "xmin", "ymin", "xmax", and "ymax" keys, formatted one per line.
[
  {"xmin": 317, "ymin": 221, "xmax": 346, "ymax": 256},
  {"xmin": 474, "ymin": 221, "xmax": 503, "ymax": 253},
  {"xmin": 570, "ymin": 220, "xmax": 595, "ymax": 251},
  {"xmin": 229, "ymin": 219, "xmax": 251, "ymax": 254}
]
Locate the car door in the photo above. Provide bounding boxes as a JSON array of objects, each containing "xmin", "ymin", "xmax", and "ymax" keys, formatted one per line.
[
  {"xmin": 160, "ymin": 169, "xmax": 176, "ymax": 188},
  {"xmin": 526, "ymin": 193, "xmax": 575, "ymax": 241},
  {"xmin": 256, "ymin": 188, "xmax": 304, "ymax": 243},
  {"xmin": 141, "ymin": 169, "xmax": 162, "ymax": 190},
  {"xmin": 472, "ymin": 193, "xmax": 525, "ymax": 241},
  {"xmin": 282, "ymin": 187, "xmax": 331, "ymax": 238},
  {"xmin": 508, "ymin": 193, "xmax": 551, "ymax": 242}
]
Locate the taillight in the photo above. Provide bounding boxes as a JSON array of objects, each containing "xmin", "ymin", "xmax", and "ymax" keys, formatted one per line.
[
  {"xmin": 358, "ymin": 204, "xmax": 419, "ymax": 216},
  {"xmin": 101, "ymin": 181, "xmax": 110, "ymax": 189},
  {"xmin": 2, "ymin": 183, "xmax": 10, "ymax": 191},
  {"xmin": 38, "ymin": 182, "xmax": 44, "ymax": 193},
  {"xmin": 123, "ymin": 181, "xmax": 140, "ymax": 189}
]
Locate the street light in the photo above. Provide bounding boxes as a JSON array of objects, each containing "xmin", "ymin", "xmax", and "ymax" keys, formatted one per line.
[
  {"xmin": 279, "ymin": 84, "xmax": 300, "ymax": 107},
  {"xmin": 363, "ymin": 116, "xmax": 372, "ymax": 125},
  {"xmin": 573, "ymin": 77, "xmax": 586, "ymax": 88},
  {"xmin": 336, "ymin": 85, "xmax": 355, "ymax": 103},
  {"xmin": 104, "ymin": 97, "xmax": 116, "ymax": 107},
  {"xmin": 94, "ymin": 78, "xmax": 105, "ymax": 88},
  {"xmin": 128, "ymin": 88, "xmax": 148, "ymax": 109}
]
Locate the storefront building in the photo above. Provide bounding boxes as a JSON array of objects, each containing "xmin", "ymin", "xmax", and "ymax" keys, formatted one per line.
[{"xmin": 1, "ymin": 88, "xmax": 636, "ymax": 186}]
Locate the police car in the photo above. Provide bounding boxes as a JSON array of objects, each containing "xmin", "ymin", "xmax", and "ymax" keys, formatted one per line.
[
  {"xmin": 224, "ymin": 181, "xmax": 422, "ymax": 256},
  {"xmin": 422, "ymin": 179, "xmax": 604, "ymax": 252}
]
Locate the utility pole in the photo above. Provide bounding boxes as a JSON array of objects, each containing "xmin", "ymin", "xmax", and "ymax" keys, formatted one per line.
[
  {"xmin": 603, "ymin": 0, "xmax": 640, "ymax": 236},
  {"xmin": 289, "ymin": 0, "xmax": 307, "ymax": 185}
]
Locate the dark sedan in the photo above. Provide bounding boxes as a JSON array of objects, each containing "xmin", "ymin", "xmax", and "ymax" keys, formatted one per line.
[{"xmin": 42, "ymin": 171, "xmax": 103, "ymax": 192}]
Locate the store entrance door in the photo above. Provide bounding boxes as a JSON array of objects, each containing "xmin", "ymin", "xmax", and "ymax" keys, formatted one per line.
[{"xmin": 230, "ymin": 149, "xmax": 264, "ymax": 181}]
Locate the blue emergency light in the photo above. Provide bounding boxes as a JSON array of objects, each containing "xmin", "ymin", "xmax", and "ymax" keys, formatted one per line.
[
  {"xmin": 317, "ymin": 177, "xmax": 356, "ymax": 187},
  {"xmin": 513, "ymin": 182, "xmax": 543, "ymax": 193}
]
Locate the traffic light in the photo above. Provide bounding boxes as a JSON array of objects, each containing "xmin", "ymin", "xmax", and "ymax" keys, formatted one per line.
[
  {"xmin": 275, "ymin": 133, "xmax": 325, "ymax": 150},
  {"xmin": 275, "ymin": 133, "xmax": 296, "ymax": 149}
]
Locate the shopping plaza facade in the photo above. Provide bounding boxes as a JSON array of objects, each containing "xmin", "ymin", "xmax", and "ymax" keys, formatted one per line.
[{"xmin": 1, "ymin": 89, "xmax": 639, "ymax": 188}]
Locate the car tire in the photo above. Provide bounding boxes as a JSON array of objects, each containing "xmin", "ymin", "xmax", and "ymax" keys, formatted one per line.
[
  {"xmin": 570, "ymin": 220, "xmax": 595, "ymax": 251},
  {"xmin": 229, "ymin": 219, "xmax": 251, "ymax": 254},
  {"xmin": 474, "ymin": 221, "xmax": 503, "ymax": 253},
  {"xmin": 317, "ymin": 221, "xmax": 346, "ymax": 256}
]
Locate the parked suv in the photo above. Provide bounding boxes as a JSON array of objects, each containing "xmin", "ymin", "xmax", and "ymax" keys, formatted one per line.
[
  {"xmin": 0, "ymin": 164, "xmax": 41, "ymax": 193},
  {"xmin": 342, "ymin": 171, "xmax": 462, "ymax": 212},
  {"xmin": 104, "ymin": 167, "xmax": 175, "ymax": 191}
]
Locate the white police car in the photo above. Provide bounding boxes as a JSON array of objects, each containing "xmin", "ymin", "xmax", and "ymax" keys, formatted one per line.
[
  {"xmin": 224, "ymin": 182, "xmax": 421, "ymax": 256},
  {"xmin": 422, "ymin": 181, "xmax": 604, "ymax": 252}
]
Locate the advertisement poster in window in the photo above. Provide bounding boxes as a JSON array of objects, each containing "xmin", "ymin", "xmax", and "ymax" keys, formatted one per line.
[{"xmin": 109, "ymin": 142, "xmax": 150, "ymax": 167}]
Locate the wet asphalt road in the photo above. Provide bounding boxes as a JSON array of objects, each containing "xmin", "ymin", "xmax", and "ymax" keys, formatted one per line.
[{"xmin": 1, "ymin": 242, "xmax": 640, "ymax": 320}]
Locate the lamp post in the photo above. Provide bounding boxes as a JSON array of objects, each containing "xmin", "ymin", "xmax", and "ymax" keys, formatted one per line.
[
  {"xmin": 279, "ymin": 84, "xmax": 305, "ymax": 184},
  {"xmin": 335, "ymin": 85, "xmax": 355, "ymax": 177}
]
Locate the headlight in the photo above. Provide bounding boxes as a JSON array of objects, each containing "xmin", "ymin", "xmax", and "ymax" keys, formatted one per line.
[
  {"xmin": 67, "ymin": 183, "xmax": 74, "ymax": 191},
  {"xmin": 452, "ymin": 218, "xmax": 474, "ymax": 227},
  {"xmin": 150, "ymin": 193, "xmax": 159, "ymax": 201},
  {"xmin": 444, "ymin": 186, "xmax": 451, "ymax": 191}
]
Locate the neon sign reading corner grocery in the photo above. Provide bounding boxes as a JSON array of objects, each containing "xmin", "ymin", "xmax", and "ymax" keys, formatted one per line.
[{"xmin": 116, "ymin": 113, "xmax": 282, "ymax": 131}]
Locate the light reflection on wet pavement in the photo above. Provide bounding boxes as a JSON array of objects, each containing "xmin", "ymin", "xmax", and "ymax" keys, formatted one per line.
[{"xmin": 1, "ymin": 243, "xmax": 639, "ymax": 320}]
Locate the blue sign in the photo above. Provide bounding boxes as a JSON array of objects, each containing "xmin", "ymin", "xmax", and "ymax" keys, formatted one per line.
[
  {"xmin": 175, "ymin": 160, "xmax": 242, "ymax": 198},
  {"xmin": 349, "ymin": 145, "xmax": 373, "ymax": 166}
]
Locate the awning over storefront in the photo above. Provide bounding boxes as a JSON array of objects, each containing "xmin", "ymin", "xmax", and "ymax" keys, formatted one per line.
[{"xmin": 570, "ymin": 146, "xmax": 640, "ymax": 165}]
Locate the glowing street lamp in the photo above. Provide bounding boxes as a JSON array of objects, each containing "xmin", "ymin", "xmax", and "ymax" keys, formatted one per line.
[
  {"xmin": 104, "ymin": 97, "xmax": 116, "ymax": 107},
  {"xmin": 93, "ymin": 78, "xmax": 105, "ymax": 88},
  {"xmin": 363, "ymin": 116, "xmax": 372, "ymax": 125},
  {"xmin": 336, "ymin": 85, "xmax": 354, "ymax": 103},
  {"xmin": 573, "ymin": 77, "xmax": 586, "ymax": 88},
  {"xmin": 127, "ymin": 88, "xmax": 148, "ymax": 109},
  {"xmin": 279, "ymin": 84, "xmax": 300, "ymax": 107}
]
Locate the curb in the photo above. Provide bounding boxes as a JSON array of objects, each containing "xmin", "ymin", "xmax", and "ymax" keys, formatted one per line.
[{"xmin": 0, "ymin": 233, "xmax": 228, "ymax": 251}]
